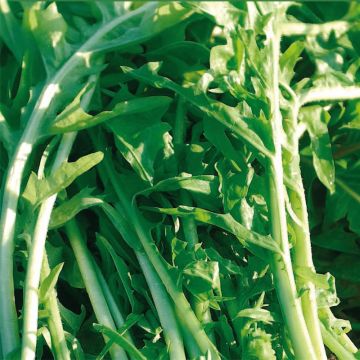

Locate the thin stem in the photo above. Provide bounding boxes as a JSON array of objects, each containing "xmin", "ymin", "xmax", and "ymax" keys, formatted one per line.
[
  {"xmin": 320, "ymin": 323, "xmax": 356, "ymax": 360},
  {"xmin": 174, "ymin": 98, "xmax": 214, "ymax": 333},
  {"xmin": 21, "ymin": 132, "xmax": 77, "ymax": 360},
  {"xmin": 136, "ymin": 252, "xmax": 186, "ymax": 360},
  {"xmin": 92, "ymin": 261, "xmax": 127, "ymax": 331},
  {"xmin": 267, "ymin": 17, "xmax": 316, "ymax": 359},
  {"xmin": 65, "ymin": 220, "xmax": 127, "ymax": 360},
  {"xmin": 41, "ymin": 254, "xmax": 70, "ymax": 360}
]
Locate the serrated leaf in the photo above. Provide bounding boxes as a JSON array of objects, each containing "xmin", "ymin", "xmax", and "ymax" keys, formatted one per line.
[
  {"xmin": 121, "ymin": 63, "xmax": 273, "ymax": 158},
  {"xmin": 23, "ymin": 151, "xmax": 104, "ymax": 207},
  {"xmin": 301, "ymin": 106, "xmax": 335, "ymax": 192},
  {"xmin": 280, "ymin": 41, "xmax": 304, "ymax": 83},
  {"xmin": 183, "ymin": 260, "xmax": 220, "ymax": 295}
]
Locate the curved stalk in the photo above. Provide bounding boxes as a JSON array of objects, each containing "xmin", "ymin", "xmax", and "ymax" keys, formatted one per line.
[
  {"xmin": 21, "ymin": 132, "xmax": 77, "ymax": 360},
  {"xmin": 300, "ymin": 86, "xmax": 360, "ymax": 106}
]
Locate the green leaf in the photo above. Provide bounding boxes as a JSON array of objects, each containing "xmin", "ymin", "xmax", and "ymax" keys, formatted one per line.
[
  {"xmin": 50, "ymin": 96, "xmax": 172, "ymax": 134},
  {"xmin": 203, "ymin": 118, "xmax": 245, "ymax": 168},
  {"xmin": 107, "ymin": 98, "xmax": 172, "ymax": 184},
  {"xmin": 90, "ymin": 3, "xmax": 192, "ymax": 53},
  {"xmin": 312, "ymin": 226, "xmax": 360, "ymax": 255},
  {"xmin": 39, "ymin": 262, "xmax": 64, "ymax": 303},
  {"xmin": 96, "ymin": 234, "xmax": 136, "ymax": 309},
  {"xmin": 49, "ymin": 188, "xmax": 104, "ymax": 229},
  {"xmin": 326, "ymin": 161, "xmax": 360, "ymax": 234},
  {"xmin": 22, "ymin": 151, "xmax": 104, "ymax": 207},
  {"xmin": 295, "ymin": 267, "xmax": 339, "ymax": 307},
  {"xmin": 147, "ymin": 205, "xmax": 280, "ymax": 257},
  {"xmin": 183, "ymin": 260, "xmax": 220, "ymax": 295},
  {"xmin": 25, "ymin": 2, "xmax": 72, "ymax": 73},
  {"xmin": 0, "ymin": 0, "xmax": 25, "ymax": 63},
  {"xmin": 245, "ymin": 328, "xmax": 276, "ymax": 360},
  {"xmin": 235, "ymin": 308, "xmax": 276, "ymax": 324},
  {"xmin": 121, "ymin": 63, "xmax": 273, "ymax": 158},
  {"xmin": 93, "ymin": 324, "xmax": 146, "ymax": 360},
  {"xmin": 59, "ymin": 303, "xmax": 86, "ymax": 334},
  {"xmin": 301, "ymin": 106, "xmax": 335, "ymax": 192},
  {"xmin": 100, "ymin": 203, "xmax": 142, "ymax": 251},
  {"xmin": 280, "ymin": 41, "xmax": 305, "ymax": 83},
  {"xmin": 137, "ymin": 174, "xmax": 219, "ymax": 199}
]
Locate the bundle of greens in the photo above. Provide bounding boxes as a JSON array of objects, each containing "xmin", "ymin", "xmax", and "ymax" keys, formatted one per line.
[{"xmin": 1, "ymin": 1, "xmax": 359, "ymax": 359}]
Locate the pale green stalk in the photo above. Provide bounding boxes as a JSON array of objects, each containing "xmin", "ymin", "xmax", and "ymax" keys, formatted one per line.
[
  {"xmin": 21, "ymin": 72, "xmax": 98, "ymax": 360},
  {"xmin": 21, "ymin": 132, "xmax": 77, "ymax": 360},
  {"xmin": 279, "ymin": 20, "xmax": 351, "ymax": 36},
  {"xmin": 300, "ymin": 86, "xmax": 360, "ymax": 106},
  {"xmin": 281, "ymin": 84, "xmax": 327, "ymax": 360},
  {"xmin": 65, "ymin": 220, "xmax": 127, "ymax": 360},
  {"xmin": 266, "ymin": 15, "xmax": 316, "ymax": 359},
  {"xmin": 136, "ymin": 253, "xmax": 186, "ymax": 360},
  {"xmin": 92, "ymin": 261, "xmax": 127, "ymax": 331},
  {"xmin": 320, "ymin": 323, "xmax": 357, "ymax": 360}
]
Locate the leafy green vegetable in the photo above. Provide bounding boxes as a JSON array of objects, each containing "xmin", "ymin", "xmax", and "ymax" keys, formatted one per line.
[{"xmin": 1, "ymin": 2, "xmax": 360, "ymax": 360}]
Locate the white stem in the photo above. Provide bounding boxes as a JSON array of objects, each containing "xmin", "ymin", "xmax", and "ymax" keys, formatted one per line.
[
  {"xmin": 21, "ymin": 132, "xmax": 76, "ymax": 360},
  {"xmin": 280, "ymin": 20, "xmax": 350, "ymax": 36},
  {"xmin": 300, "ymin": 86, "xmax": 360, "ymax": 106}
]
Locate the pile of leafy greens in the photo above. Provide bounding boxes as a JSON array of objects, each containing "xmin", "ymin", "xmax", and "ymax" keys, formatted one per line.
[{"xmin": 1, "ymin": 1, "xmax": 360, "ymax": 359}]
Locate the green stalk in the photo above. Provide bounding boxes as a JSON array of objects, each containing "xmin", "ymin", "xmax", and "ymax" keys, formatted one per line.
[
  {"xmin": 0, "ymin": 4, "xmax": 159, "ymax": 356},
  {"xmin": 266, "ymin": 16, "xmax": 316, "ymax": 359},
  {"xmin": 21, "ymin": 132, "xmax": 77, "ymax": 360},
  {"xmin": 320, "ymin": 323, "xmax": 356, "ymax": 360},
  {"xmin": 88, "ymin": 129, "xmax": 186, "ymax": 359},
  {"xmin": 65, "ymin": 220, "xmax": 127, "ymax": 360},
  {"xmin": 89, "ymin": 129, "xmax": 218, "ymax": 358},
  {"xmin": 100, "ymin": 201, "xmax": 187, "ymax": 360},
  {"xmin": 40, "ymin": 254, "xmax": 70, "ymax": 360},
  {"xmin": 136, "ymin": 252, "xmax": 186, "ymax": 360},
  {"xmin": 92, "ymin": 261, "xmax": 127, "ymax": 331},
  {"xmin": 130, "ymin": 210, "xmax": 219, "ymax": 358},
  {"xmin": 174, "ymin": 97, "xmax": 215, "ymax": 334}
]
